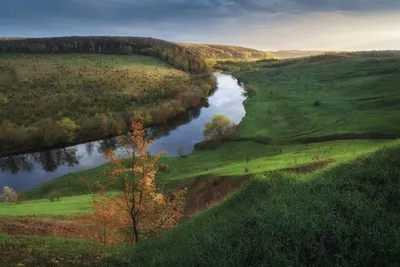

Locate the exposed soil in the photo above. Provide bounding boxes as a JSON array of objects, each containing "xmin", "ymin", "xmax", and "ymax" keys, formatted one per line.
[{"xmin": 182, "ymin": 175, "xmax": 250, "ymax": 217}]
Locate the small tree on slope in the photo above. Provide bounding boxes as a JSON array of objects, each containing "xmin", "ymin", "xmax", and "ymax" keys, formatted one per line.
[
  {"xmin": 3, "ymin": 186, "xmax": 17, "ymax": 203},
  {"xmin": 203, "ymin": 114, "xmax": 236, "ymax": 140},
  {"xmin": 83, "ymin": 116, "xmax": 186, "ymax": 243}
]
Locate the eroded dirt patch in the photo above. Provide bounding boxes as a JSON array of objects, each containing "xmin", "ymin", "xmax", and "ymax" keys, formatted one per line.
[{"xmin": 182, "ymin": 175, "xmax": 250, "ymax": 217}]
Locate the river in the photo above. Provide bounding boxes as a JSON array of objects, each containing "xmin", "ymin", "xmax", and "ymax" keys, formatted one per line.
[{"xmin": 0, "ymin": 73, "xmax": 246, "ymax": 193}]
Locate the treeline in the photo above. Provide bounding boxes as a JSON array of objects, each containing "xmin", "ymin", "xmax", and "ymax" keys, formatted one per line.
[
  {"xmin": 0, "ymin": 36, "xmax": 213, "ymax": 73},
  {"xmin": 178, "ymin": 43, "xmax": 271, "ymax": 61}
]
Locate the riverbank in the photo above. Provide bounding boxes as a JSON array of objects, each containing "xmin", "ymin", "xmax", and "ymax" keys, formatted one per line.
[
  {"xmin": 20, "ymin": 54, "xmax": 400, "ymax": 198},
  {"xmin": 0, "ymin": 73, "xmax": 244, "ymax": 194},
  {"xmin": 0, "ymin": 53, "xmax": 216, "ymax": 157}
]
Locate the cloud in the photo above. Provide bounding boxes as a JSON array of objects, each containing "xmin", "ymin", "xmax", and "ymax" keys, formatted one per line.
[{"xmin": 0, "ymin": 0, "xmax": 399, "ymax": 50}]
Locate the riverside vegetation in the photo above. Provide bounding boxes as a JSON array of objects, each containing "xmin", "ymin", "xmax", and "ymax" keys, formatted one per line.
[
  {"xmin": 0, "ymin": 36, "xmax": 273, "ymax": 155},
  {"xmin": 1, "ymin": 47, "xmax": 400, "ymax": 266}
]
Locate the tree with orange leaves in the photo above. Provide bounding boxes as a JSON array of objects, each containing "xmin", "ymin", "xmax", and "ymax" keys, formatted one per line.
[{"xmin": 83, "ymin": 116, "xmax": 186, "ymax": 243}]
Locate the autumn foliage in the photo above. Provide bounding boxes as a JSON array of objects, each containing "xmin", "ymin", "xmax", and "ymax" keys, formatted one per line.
[{"xmin": 82, "ymin": 116, "xmax": 186, "ymax": 244}]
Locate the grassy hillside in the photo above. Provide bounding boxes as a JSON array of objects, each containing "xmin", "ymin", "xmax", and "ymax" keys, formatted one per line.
[
  {"xmin": 1, "ymin": 142, "xmax": 400, "ymax": 266},
  {"xmin": 24, "ymin": 54, "xmax": 400, "ymax": 199},
  {"xmin": 0, "ymin": 53, "xmax": 216, "ymax": 155},
  {"xmin": 114, "ymin": 142, "xmax": 400, "ymax": 266},
  {"xmin": 270, "ymin": 50, "xmax": 332, "ymax": 59},
  {"xmin": 157, "ymin": 54, "xmax": 400, "ymax": 181}
]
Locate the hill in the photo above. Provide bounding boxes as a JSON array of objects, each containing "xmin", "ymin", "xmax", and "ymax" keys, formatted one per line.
[
  {"xmin": 1, "ymin": 141, "xmax": 400, "ymax": 266},
  {"xmin": 0, "ymin": 36, "xmax": 211, "ymax": 73},
  {"xmin": 0, "ymin": 53, "xmax": 216, "ymax": 156}
]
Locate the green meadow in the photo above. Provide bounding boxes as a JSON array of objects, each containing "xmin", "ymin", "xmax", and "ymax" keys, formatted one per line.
[{"xmin": 1, "ymin": 53, "xmax": 400, "ymax": 266}]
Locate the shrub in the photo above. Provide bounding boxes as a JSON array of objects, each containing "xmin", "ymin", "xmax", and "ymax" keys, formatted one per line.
[
  {"xmin": 3, "ymin": 186, "xmax": 18, "ymax": 203},
  {"xmin": 158, "ymin": 163, "xmax": 169, "ymax": 172},
  {"xmin": 49, "ymin": 191, "xmax": 61, "ymax": 202},
  {"xmin": 244, "ymin": 85, "xmax": 256, "ymax": 97},
  {"xmin": 203, "ymin": 115, "xmax": 236, "ymax": 140},
  {"xmin": 16, "ymin": 192, "xmax": 25, "ymax": 204},
  {"xmin": 314, "ymin": 99, "xmax": 322, "ymax": 106},
  {"xmin": 254, "ymin": 131, "xmax": 273, "ymax": 144}
]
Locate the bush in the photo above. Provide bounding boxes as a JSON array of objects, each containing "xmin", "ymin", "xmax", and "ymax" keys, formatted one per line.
[
  {"xmin": 3, "ymin": 186, "xmax": 18, "ymax": 203},
  {"xmin": 254, "ymin": 131, "xmax": 273, "ymax": 144},
  {"xmin": 158, "ymin": 163, "xmax": 169, "ymax": 172},
  {"xmin": 314, "ymin": 99, "xmax": 322, "ymax": 106},
  {"xmin": 203, "ymin": 115, "xmax": 236, "ymax": 140},
  {"xmin": 49, "ymin": 191, "xmax": 61, "ymax": 202},
  {"xmin": 244, "ymin": 85, "xmax": 256, "ymax": 97},
  {"xmin": 16, "ymin": 192, "xmax": 25, "ymax": 204}
]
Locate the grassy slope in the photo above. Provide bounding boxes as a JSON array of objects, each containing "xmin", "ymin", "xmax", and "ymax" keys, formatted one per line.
[
  {"xmin": 270, "ymin": 50, "xmax": 331, "ymax": 59},
  {"xmin": 24, "ymin": 55, "xmax": 400, "ymax": 199},
  {"xmin": 117, "ymin": 142, "xmax": 400, "ymax": 267},
  {"xmin": 2, "ymin": 142, "xmax": 400, "ymax": 266}
]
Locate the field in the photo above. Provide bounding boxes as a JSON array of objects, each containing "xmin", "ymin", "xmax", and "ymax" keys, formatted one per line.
[
  {"xmin": 1, "ymin": 53, "xmax": 400, "ymax": 266},
  {"xmin": 0, "ymin": 53, "xmax": 216, "ymax": 155},
  {"xmin": 0, "ymin": 195, "xmax": 91, "ymax": 216}
]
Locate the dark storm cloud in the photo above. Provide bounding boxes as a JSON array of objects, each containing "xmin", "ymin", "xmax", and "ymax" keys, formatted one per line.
[
  {"xmin": 233, "ymin": 0, "xmax": 400, "ymax": 13},
  {"xmin": 0, "ymin": 0, "xmax": 399, "ymax": 50},
  {"xmin": 2, "ymin": 0, "xmax": 399, "ymax": 28}
]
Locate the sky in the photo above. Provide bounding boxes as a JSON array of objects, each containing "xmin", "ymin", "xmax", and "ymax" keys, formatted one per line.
[{"xmin": 1, "ymin": 0, "xmax": 399, "ymax": 51}]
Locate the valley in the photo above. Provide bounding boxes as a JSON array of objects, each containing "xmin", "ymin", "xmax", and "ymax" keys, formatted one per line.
[{"xmin": 0, "ymin": 39, "xmax": 400, "ymax": 266}]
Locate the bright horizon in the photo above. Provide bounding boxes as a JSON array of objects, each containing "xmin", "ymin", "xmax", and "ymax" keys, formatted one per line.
[{"xmin": 1, "ymin": 0, "xmax": 400, "ymax": 51}]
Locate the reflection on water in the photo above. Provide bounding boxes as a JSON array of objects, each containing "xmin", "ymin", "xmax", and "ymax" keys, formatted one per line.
[{"xmin": 0, "ymin": 73, "xmax": 246, "ymax": 193}]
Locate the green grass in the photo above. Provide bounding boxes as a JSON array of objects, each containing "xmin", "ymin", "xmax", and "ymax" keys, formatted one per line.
[
  {"xmin": 0, "ymin": 234, "xmax": 115, "ymax": 267},
  {"xmin": 235, "ymin": 57, "xmax": 400, "ymax": 139},
  {"xmin": 24, "ymin": 55, "xmax": 400, "ymax": 199},
  {"xmin": 0, "ymin": 195, "xmax": 91, "ymax": 216},
  {"xmin": 25, "ymin": 139, "xmax": 392, "ymax": 200},
  {"xmin": 2, "ymin": 141, "xmax": 400, "ymax": 266},
  {"xmin": 120, "ymin": 142, "xmax": 400, "ymax": 266}
]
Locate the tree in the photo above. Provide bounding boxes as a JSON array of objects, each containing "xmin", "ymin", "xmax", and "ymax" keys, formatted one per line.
[
  {"xmin": 83, "ymin": 116, "xmax": 186, "ymax": 243},
  {"xmin": 203, "ymin": 114, "xmax": 236, "ymax": 140},
  {"xmin": 3, "ymin": 186, "xmax": 17, "ymax": 203},
  {"xmin": 57, "ymin": 117, "xmax": 78, "ymax": 142},
  {"xmin": 0, "ymin": 94, "xmax": 8, "ymax": 105}
]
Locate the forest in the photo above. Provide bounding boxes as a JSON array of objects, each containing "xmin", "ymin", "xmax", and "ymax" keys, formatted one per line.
[{"xmin": 0, "ymin": 53, "xmax": 217, "ymax": 156}]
